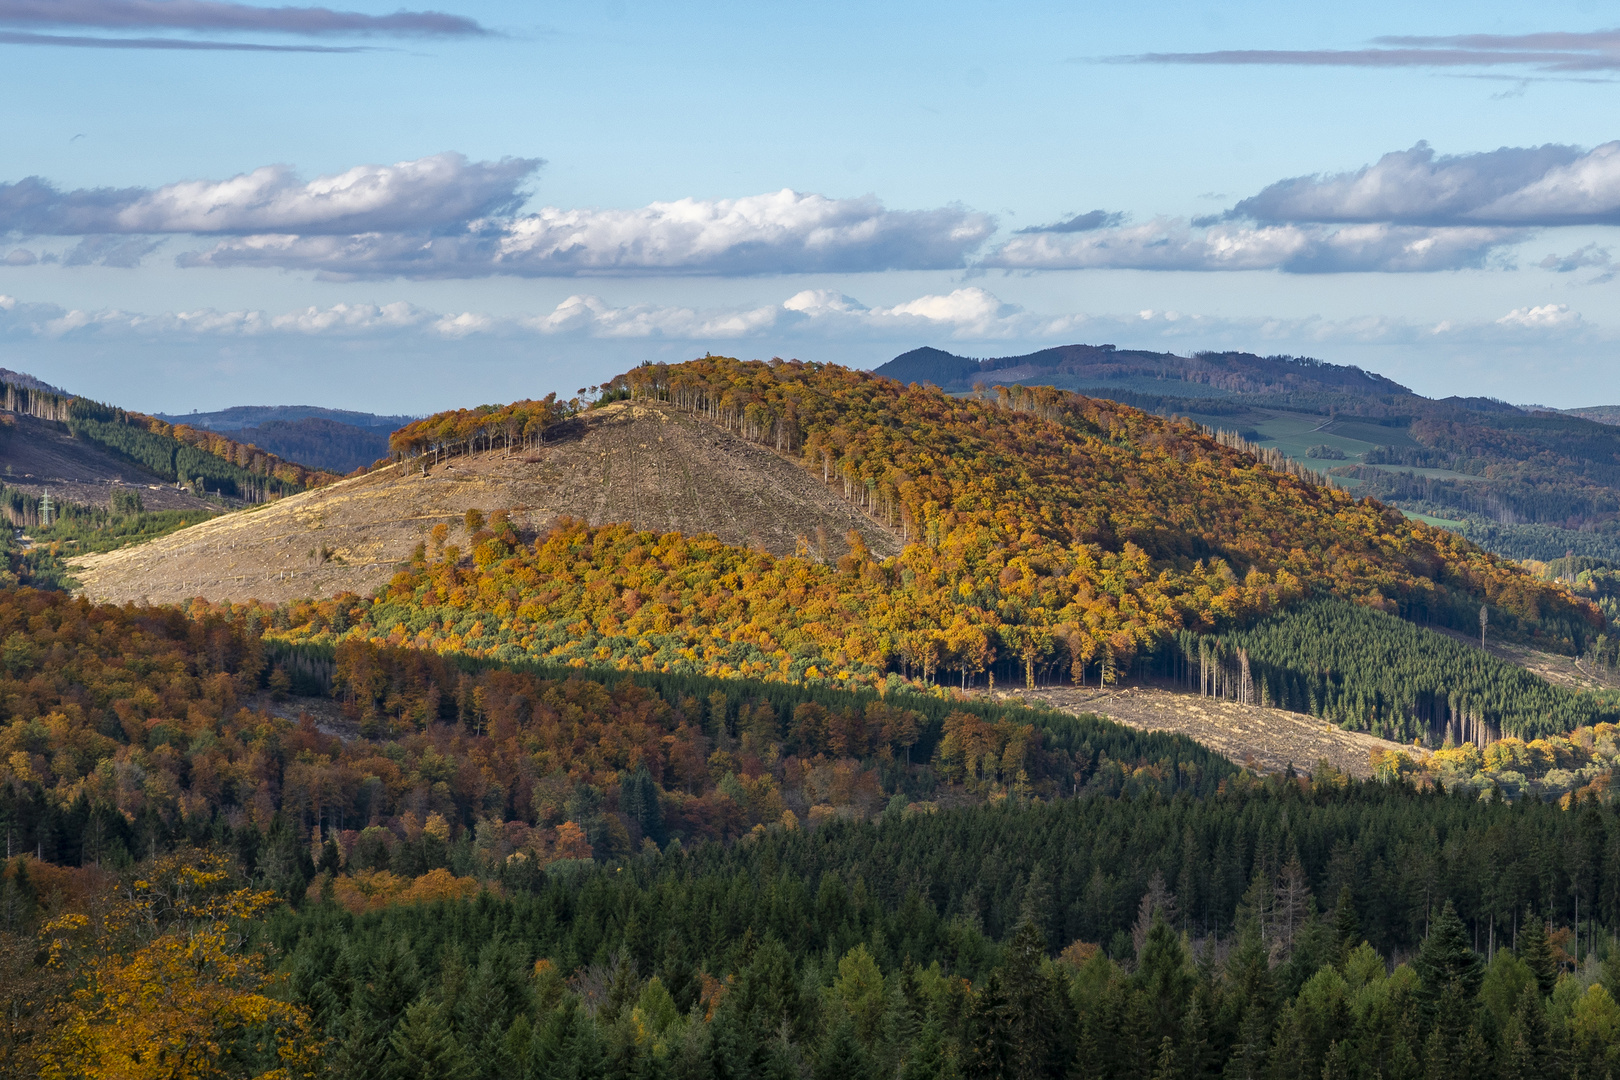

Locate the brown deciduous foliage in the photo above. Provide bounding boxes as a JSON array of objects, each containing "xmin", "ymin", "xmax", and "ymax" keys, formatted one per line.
[{"xmin": 297, "ymin": 358, "xmax": 1597, "ymax": 692}]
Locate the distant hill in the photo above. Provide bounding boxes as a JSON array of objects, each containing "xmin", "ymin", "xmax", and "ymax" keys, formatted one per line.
[
  {"xmin": 876, "ymin": 343, "xmax": 1409, "ymax": 397},
  {"xmin": 153, "ymin": 405, "xmax": 420, "ymax": 475},
  {"xmin": 0, "ymin": 368, "xmax": 67, "ymax": 395},
  {"xmin": 155, "ymin": 404, "xmax": 417, "ymax": 431},
  {"xmin": 210, "ymin": 418, "xmax": 393, "ymax": 475},
  {"xmin": 876, "ymin": 344, "xmax": 1620, "ymax": 564},
  {"xmin": 1564, "ymin": 405, "xmax": 1620, "ymax": 427}
]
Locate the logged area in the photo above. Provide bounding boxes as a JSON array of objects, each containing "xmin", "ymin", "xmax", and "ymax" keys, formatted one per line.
[
  {"xmin": 1005, "ymin": 685, "xmax": 1420, "ymax": 779},
  {"xmin": 69, "ymin": 400, "xmax": 896, "ymax": 605},
  {"xmin": 0, "ymin": 412, "xmax": 212, "ymax": 512}
]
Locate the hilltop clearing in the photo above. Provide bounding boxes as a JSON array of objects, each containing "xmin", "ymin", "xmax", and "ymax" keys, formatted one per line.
[{"xmin": 69, "ymin": 398, "xmax": 896, "ymax": 606}]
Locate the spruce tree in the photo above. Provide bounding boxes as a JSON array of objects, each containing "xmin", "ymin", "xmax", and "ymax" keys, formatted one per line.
[
  {"xmin": 1413, "ymin": 901, "xmax": 1482, "ymax": 1018},
  {"xmin": 459, "ymin": 957, "xmax": 517, "ymax": 1080},
  {"xmin": 1003, "ymin": 919, "xmax": 1070, "ymax": 1079},
  {"xmin": 817, "ymin": 1016, "xmax": 872, "ymax": 1080},
  {"xmin": 901, "ymin": 1016, "xmax": 948, "ymax": 1080},
  {"xmin": 964, "ymin": 972, "xmax": 1014, "ymax": 1080},
  {"xmin": 333, "ymin": 936, "xmax": 422, "ymax": 1080},
  {"xmin": 1517, "ymin": 915, "xmax": 1557, "ymax": 998},
  {"xmin": 1149, "ymin": 1036, "xmax": 1177, "ymax": 1080},
  {"xmin": 390, "ymin": 997, "xmax": 472, "ymax": 1080},
  {"xmin": 1332, "ymin": 886, "xmax": 1359, "ymax": 961},
  {"xmin": 1497, "ymin": 983, "xmax": 1551, "ymax": 1080},
  {"xmin": 1319, "ymin": 1040, "xmax": 1351, "ymax": 1080}
]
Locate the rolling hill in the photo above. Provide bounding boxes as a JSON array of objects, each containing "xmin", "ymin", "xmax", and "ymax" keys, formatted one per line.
[
  {"xmin": 74, "ymin": 355, "xmax": 1605, "ymax": 746},
  {"xmin": 880, "ymin": 344, "xmax": 1620, "ymax": 563},
  {"xmin": 155, "ymin": 404, "xmax": 420, "ymax": 474},
  {"xmin": 69, "ymin": 397, "xmax": 897, "ymax": 606}
]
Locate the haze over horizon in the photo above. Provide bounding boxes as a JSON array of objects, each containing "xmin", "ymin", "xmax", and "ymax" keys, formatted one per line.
[{"xmin": 2, "ymin": 0, "xmax": 1619, "ymax": 413}]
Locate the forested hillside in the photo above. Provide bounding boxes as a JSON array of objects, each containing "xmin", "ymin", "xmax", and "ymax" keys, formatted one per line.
[
  {"xmin": 2, "ymin": 375, "xmax": 339, "ymax": 500},
  {"xmin": 7, "ymin": 763, "xmax": 1620, "ymax": 1079},
  {"xmin": 1157, "ymin": 599, "xmax": 1619, "ymax": 741},
  {"xmin": 880, "ymin": 345, "xmax": 1620, "ymax": 564},
  {"xmin": 4, "ymin": 517, "xmax": 1620, "ymax": 1078},
  {"xmin": 254, "ymin": 358, "xmax": 1600, "ymax": 751},
  {"xmin": 0, "ymin": 587, "xmax": 1222, "ymax": 872}
]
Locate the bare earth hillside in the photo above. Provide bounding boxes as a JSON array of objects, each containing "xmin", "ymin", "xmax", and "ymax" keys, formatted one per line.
[
  {"xmin": 1002, "ymin": 685, "xmax": 1424, "ymax": 779},
  {"xmin": 0, "ymin": 412, "xmax": 213, "ymax": 512},
  {"xmin": 70, "ymin": 400, "xmax": 899, "ymax": 605}
]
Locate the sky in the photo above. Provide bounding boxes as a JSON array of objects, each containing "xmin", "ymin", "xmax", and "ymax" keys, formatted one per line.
[{"xmin": 2, "ymin": 1, "xmax": 1620, "ymax": 414}]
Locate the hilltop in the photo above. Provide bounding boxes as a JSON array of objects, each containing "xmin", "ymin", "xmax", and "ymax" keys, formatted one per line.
[
  {"xmin": 70, "ymin": 397, "xmax": 896, "ymax": 605},
  {"xmin": 881, "ymin": 344, "xmax": 1620, "ymax": 563},
  {"xmin": 75, "ymin": 356, "xmax": 1600, "ymax": 744},
  {"xmin": 155, "ymin": 404, "xmax": 418, "ymax": 431},
  {"xmin": 879, "ymin": 343, "xmax": 1409, "ymax": 398}
]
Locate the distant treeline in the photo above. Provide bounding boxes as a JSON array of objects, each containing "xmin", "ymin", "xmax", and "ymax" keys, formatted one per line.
[
  {"xmin": 66, "ymin": 413, "xmax": 302, "ymax": 501},
  {"xmin": 1336, "ymin": 466, "xmax": 1620, "ymax": 528}
]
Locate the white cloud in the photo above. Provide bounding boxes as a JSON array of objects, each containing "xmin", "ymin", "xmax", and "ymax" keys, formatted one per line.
[
  {"xmin": 0, "ymin": 153, "xmax": 539, "ymax": 236},
  {"xmin": 1496, "ymin": 303, "xmax": 1582, "ymax": 328},
  {"xmin": 179, "ymin": 189, "xmax": 996, "ymax": 277},
  {"xmin": 983, "ymin": 217, "xmax": 1519, "ymax": 273},
  {"xmin": 1232, "ymin": 141, "xmax": 1620, "ymax": 227},
  {"xmin": 0, "ymin": 288, "xmax": 1602, "ymax": 358},
  {"xmin": 782, "ymin": 289, "xmax": 868, "ymax": 316}
]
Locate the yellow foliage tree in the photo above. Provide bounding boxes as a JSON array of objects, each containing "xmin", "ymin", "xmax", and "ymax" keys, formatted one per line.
[{"xmin": 35, "ymin": 851, "xmax": 321, "ymax": 1080}]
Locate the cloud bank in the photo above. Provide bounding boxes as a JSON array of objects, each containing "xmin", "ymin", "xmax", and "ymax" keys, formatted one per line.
[
  {"xmin": 984, "ymin": 218, "xmax": 1519, "ymax": 273},
  {"xmin": 8, "ymin": 141, "xmax": 1620, "ymax": 278},
  {"xmin": 177, "ymin": 190, "xmax": 996, "ymax": 277},
  {"xmin": 0, "ymin": 153, "xmax": 541, "ymax": 235},
  {"xmin": 0, "ymin": 288, "xmax": 1591, "ymax": 350},
  {"xmin": 1123, "ymin": 29, "xmax": 1620, "ymax": 73},
  {"xmin": 0, "ymin": 0, "xmax": 488, "ymax": 37}
]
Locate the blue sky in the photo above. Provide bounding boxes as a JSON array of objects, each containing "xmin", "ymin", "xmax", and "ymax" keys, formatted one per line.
[{"xmin": 2, "ymin": 0, "xmax": 1619, "ymax": 413}]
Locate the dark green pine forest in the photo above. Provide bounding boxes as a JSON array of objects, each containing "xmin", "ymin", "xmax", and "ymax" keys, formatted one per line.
[{"xmin": 261, "ymin": 778, "xmax": 1620, "ymax": 1080}]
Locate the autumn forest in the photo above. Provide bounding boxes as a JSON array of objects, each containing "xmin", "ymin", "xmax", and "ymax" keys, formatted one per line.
[{"xmin": 5, "ymin": 355, "xmax": 1620, "ymax": 1079}]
